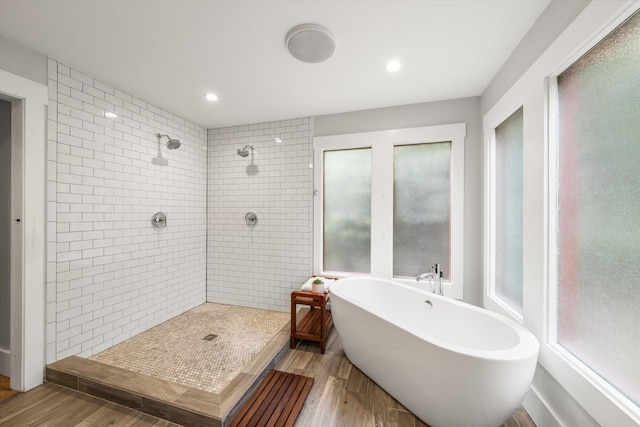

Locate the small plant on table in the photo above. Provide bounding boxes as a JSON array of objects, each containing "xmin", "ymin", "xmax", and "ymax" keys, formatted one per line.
[{"xmin": 311, "ymin": 278, "xmax": 325, "ymax": 293}]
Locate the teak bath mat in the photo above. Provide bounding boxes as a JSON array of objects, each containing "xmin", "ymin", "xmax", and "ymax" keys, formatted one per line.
[{"xmin": 230, "ymin": 370, "xmax": 314, "ymax": 427}]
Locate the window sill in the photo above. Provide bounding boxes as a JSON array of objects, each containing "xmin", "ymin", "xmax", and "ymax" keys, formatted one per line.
[{"xmin": 539, "ymin": 341, "xmax": 640, "ymax": 427}]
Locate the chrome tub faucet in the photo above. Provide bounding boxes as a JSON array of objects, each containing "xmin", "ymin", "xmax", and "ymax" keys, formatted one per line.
[{"xmin": 417, "ymin": 264, "xmax": 444, "ymax": 295}]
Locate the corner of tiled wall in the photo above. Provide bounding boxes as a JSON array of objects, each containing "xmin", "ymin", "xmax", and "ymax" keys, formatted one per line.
[
  {"xmin": 48, "ymin": 59, "xmax": 208, "ymax": 361},
  {"xmin": 45, "ymin": 59, "xmax": 315, "ymax": 361},
  {"xmin": 206, "ymin": 118, "xmax": 313, "ymax": 312},
  {"xmin": 46, "ymin": 58, "xmax": 58, "ymax": 364}
]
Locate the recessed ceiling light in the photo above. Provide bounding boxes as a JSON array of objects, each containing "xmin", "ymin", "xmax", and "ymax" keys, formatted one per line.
[
  {"xmin": 105, "ymin": 111, "xmax": 117, "ymax": 118},
  {"xmin": 386, "ymin": 60, "xmax": 402, "ymax": 72},
  {"xmin": 205, "ymin": 93, "xmax": 218, "ymax": 102},
  {"xmin": 274, "ymin": 137, "xmax": 283, "ymax": 143}
]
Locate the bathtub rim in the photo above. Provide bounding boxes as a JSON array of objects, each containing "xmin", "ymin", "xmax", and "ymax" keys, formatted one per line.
[{"xmin": 331, "ymin": 276, "xmax": 539, "ymax": 362}]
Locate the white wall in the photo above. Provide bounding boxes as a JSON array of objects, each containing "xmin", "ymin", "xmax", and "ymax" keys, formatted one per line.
[
  {"xmin": 47, "ymin": 59, "xmax": 208, "ymax": 361},
  {"xmin": 481, "ymin": 0, "xmax": 591, "ymax": 114},
  {"xmin": 314, "ymin": 98, "xmax": 483, "ymax": 306},
  {"xmin": 0, "ymin": 36, "xmax": 47, "ymax": 86},
  {"xmin": 207, "ymin": 118, "xmax": 313, "ymax": 312}
]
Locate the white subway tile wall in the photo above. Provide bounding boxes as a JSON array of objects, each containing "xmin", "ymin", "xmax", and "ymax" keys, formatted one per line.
[
  {"xmin": 207, "ymin": 119, "xmax": 313, "ymax": 311},
  {"xmin": 47, "ymin": 59, "xmax": 207, "ymax": 361}
]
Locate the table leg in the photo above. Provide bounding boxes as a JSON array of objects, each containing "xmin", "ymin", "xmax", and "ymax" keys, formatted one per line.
[
  {"xmin": 290, "ymin": 294, "xmax": 296, "ymax": 349},
  {"xmin": 320, "ymin": 302, "xmax": 326, "ymax": 354}
]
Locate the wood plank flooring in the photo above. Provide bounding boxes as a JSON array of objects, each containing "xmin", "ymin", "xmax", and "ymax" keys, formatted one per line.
[
  {"xmin": 46, "ymin": 356, "xmax": 223, "ymax": 426},
  {"xmin": 0, "ymin": 382, "xmax": 179, "ymax": 426},
  {"xmin": 0, "ymin": 327, "xmax": 536, "ymax": 427},
  {"xmin": 278, "ymin": 328, "xmax": 537, "ymax": 427},
  {"xmin": 0, "ymin": 375, "xmax": 19, "ymax": 402}
]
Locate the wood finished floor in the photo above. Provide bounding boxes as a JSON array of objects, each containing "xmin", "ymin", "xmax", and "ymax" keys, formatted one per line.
[
  {"xmin": 0, "ymin": 327, "xmax": 536, "ymax": 426},
  {"xmin": 279, "ymin": 328, "xmax": 536, "ymax": 427},
  {"xmin": 0, "ymin": 382, "xmax": 179, "ymax": 426},
  {"xmin": 0, "ymin": 375, "xmax": 19, "ymax": 402}
]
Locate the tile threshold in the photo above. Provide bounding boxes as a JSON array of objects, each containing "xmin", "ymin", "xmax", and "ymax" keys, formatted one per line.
[{"xmin": 46, "ymin": 322, "xmax": 291, "ymax": 427}]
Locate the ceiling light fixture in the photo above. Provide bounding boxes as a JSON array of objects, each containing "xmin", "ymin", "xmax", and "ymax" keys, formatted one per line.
[
  {"xmin": 285, "ymin": 23, "xmax": 335, "ymax": 63},
  {"xmin": 205, "ymin": 93, "xmax": 218, "ymax": 102},
  {"xmin": 105, "ymin": 111, "xmax": 117, "ymax": 118},
  {"xmin": 274, "ymin": 137, "xmax": 282, "ymax": 143},
  {"xmin": 386, "ymin": 60, "xmax": 402, "ymax": 72}
]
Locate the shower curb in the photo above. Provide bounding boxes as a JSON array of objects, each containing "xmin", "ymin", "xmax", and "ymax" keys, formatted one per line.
[{"xmin": 46, "ymin": 322, "xmax": 291, "ymax": 427}]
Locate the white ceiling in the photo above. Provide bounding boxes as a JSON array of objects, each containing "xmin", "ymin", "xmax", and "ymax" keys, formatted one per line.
[{"xmin": 0, "ymin": 0, "xmax": 549, "ymax": 129}]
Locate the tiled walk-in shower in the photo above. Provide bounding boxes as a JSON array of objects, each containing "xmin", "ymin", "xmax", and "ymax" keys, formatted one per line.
[{"xmin": 90, "ymin": 303, "xmax": 290, "ymax": 393}]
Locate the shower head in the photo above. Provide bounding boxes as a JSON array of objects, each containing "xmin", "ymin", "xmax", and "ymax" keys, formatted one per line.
[
  {"xmin": 156, "ymin": 133, "xmax": 181, "ymax": 150},
  {"xmin": 166, "ymin": 138, "xmax": 181, "ymax": 150},
  {"xmin": 237, "ymin": 145, "xmax": 254, "ymax": 157}
]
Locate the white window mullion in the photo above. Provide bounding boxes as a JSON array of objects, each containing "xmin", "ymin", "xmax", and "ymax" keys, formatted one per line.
[
  {"xmin": 312, "ymin": 144, "xmax": 324, "ymax": 275},
  {"xmin": 370, "ymin": 140, "xmax": 393, "ymax": 277},
  {"xmin": 314, "ymin": 123, "xmax": 465, "ymax": 299},
  {"xmin": 546, "ymin": 76, "xmax": 559, "ymax": 345},
  {"xmin": 448, "ymin": 126, "xmax": 465, "ymax": 299}
]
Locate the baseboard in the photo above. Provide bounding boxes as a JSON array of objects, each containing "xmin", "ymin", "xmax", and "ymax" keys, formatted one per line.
[
  {"xmin": 524, "ymin": 363, "xmax": 599, "ymax": 427},
  {"xmin": 523, "ymin": 384, "xmax": 562, "ymax": 427},
  {"xmin": 0, "ymin": 348, "xmax": 10, "ymax": 377}
]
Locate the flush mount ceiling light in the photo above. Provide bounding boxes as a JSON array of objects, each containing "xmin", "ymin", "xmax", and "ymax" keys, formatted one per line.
[
  {"xmin": 104, "ymin": 111, "xmax": 117, "ymax": 118},
  {"xmin": 285, "ymin": 23, "xmax": 335, "ymax": 63},
  {"xmin": 205, "ymin": 92, "xmax": 218, "ymax": 102}
]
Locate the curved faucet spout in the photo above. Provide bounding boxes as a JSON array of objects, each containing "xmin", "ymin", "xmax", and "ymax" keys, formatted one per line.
[
  {"xmin": 416, "ymin": 272, "xmax": 437, "ymax": 282},
  {"xmin": 417, "ymin": 269, "xmax": 443, "ymax": 295}
]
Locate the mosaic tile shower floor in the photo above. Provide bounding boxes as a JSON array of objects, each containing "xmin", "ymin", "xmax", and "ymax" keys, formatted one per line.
[{"xmin": 90, "ymin": 303, "xmax": 290, "ymax": 393}]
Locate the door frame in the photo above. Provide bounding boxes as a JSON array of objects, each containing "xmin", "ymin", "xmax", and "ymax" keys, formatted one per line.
[{"xmin": 0, "ymin": 69, "xmax": 48, "ymax": 391}]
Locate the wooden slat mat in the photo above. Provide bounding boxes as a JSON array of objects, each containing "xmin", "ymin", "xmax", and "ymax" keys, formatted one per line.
[{"xmin": 230, "ymin": 370, "xmax": 313, "ymax": 427}]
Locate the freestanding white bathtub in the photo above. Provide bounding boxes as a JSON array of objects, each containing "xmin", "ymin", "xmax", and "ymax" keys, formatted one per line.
[{"xmin": 330, "ymin": 277, "xmax": 539, "ymax": 427}]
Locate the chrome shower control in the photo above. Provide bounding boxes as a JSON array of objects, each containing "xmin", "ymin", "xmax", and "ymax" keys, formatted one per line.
[
  {"xmin": 151, "ymin": 212, "xmax": 167, "ymax": 228},
  {"xmin": 245, "ymin": 211, "xmax": 257, "ymax": 226}
]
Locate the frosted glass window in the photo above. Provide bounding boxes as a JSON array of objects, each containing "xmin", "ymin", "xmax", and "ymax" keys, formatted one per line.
[
  {"xmin": 556, "ymin": 11, "xmax": 640, "ymax": 407},
  {"xmin": 394, "ymin": 143, "xmax": 450, "ymax": 278},
  {"xmin": 494, "ymin": 107, "xmax": 523, "ymax": 313},
  {"xmin": 323, "ymin": 149, "xmax": 371, "ymax": 273}
]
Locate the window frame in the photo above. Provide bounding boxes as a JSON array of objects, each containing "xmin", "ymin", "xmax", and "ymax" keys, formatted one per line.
[
  {"xmin": 484, "ymin": 104, "xmax": 526, "ymax": 321},
  {"xmin": 483, "ymin": 2, "xmax": 640, "ymax": 425},
  {"xmin": 313, "ymin": 123, "xmax": 466, "ymax": 299},
  {"xmin": 546, "ymin": 7, "xmax": 640, "ymax": 421}
]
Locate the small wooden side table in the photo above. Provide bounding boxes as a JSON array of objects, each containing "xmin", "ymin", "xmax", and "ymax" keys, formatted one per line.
[{"xmin": 290, "ymin": 290, "xmax": 333, "ymax": 354}]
